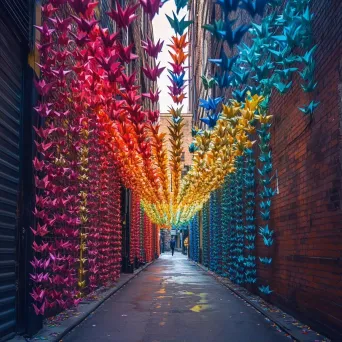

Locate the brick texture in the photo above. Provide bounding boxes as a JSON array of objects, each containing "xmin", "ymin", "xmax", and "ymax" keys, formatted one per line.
[{"xmin": 189, "ymin": 0, "xmax": 342, "ymax": 339}]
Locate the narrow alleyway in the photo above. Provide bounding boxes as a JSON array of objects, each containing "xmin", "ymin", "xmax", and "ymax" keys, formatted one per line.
[{"xmin": 63, "ymin": 253, "xmax": 288, "ymax": 342}]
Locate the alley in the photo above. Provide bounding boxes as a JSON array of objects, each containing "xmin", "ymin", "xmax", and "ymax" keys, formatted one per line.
[{"xmin": 63, "ymin": 253, "xmax": 288, "ymax": 342}]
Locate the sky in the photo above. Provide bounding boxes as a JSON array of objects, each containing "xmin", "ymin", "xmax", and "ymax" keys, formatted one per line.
[{"xmin": 152, "ymin": 2, "xmax": 189, "ymax": 114}]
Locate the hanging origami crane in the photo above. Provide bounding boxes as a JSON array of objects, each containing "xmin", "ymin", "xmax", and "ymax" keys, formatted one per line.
[
  {"xmin": 200, "ymin": 113, "xmax": 221, "ymax": 129},
  {"xmin": 216, "ymin": 0, "xmax": 240, "ymax": 16},
  {"xmin": 140, "ymin": 0, "xmax": 165, "ymax": 20},
  {"xmin": 142, "ymin": 62, "xmax": 165, "ymax": 81},
  {"xmin": 239, "ymin": 0, "xmax": 272, "ymax": 17},
  {"xmin": 168, "ymin": 70, "xmax": 186, "ymax": 88},
  {"xmin": 201, "ymin": 75, "xmax": 217, "ymax": 90},
  {"xmin": 142, "ymin": 88, "xmax": 161, "ymax": 103},
  {"xmin": 166, "ymin": 12, "xmax": 193, "ymax": 36},
  {"xmin": 199, "ymin": 97, "xmax": 222, "ymax": 112},
  {"xmin": 299, "ymin": 101, "xmax": 320, "ymax": 115},
  {"xmin": 202, "ymin": 19, "xmax": 225, "ymax": 41},
  {"xmin": 208, "ymin": 49, "xmax": 238, "ymax": 72},
  {"xmin": 168, "ymin": 34, "xmax": 189, "ymax": 51},
  {"xmin": 174, "ymin": 0, "xmax": 188, "ymax": 14},
  {"xmin": 142, "ymin": 37, "xmax": 164, "ymax": 58},
  {"xmin": 107, "ymin": 1, "xmax": 139, "ymax": 28},
  {"xmin": 218, "ymin": 20, "xmax": 250, "ymax": 48}
]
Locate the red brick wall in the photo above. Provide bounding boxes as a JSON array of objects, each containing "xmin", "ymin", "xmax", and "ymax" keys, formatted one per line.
[
  {"xmin": 189, "ymin": 0, "xmax": 342, "ymax": 338},
  {"xmin": 257, "ymin": 1, "xmax": 342, "ymax": 338}
]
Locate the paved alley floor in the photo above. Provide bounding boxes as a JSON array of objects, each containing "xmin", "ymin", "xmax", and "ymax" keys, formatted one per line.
[{"xmin": 63, "ymin": 253, "xmax": 289, "ymax": 342}]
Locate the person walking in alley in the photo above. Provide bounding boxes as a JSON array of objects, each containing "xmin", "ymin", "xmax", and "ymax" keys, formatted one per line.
[{"xmin": 170, "ymin": 237, "xmax": 176, "ymax": 256}]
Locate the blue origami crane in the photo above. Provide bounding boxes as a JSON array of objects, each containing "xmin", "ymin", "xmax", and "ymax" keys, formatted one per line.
[
  {"xmin": 200, "ymin": 113, "xmax": 221, "ymax": 129},
  {"xmin": 218, "ymin": 20, "xmax": 250, "ymax": 48},
  {"xmin": 199, "ymin": 97, "xmax": 222, "ymax": 111},
  {"xmin": 168, "ymin": 70, "xmax": 186, "ymax": 88}
]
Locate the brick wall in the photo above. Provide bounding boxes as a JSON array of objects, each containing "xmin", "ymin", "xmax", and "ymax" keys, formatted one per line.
[
  {"xmin": 189, "ymin": 0, "xmax": 342, "ymax": 338},
  {"xmin": 258, "ymin": 1, "xmax": 342, "ymax": 338}
]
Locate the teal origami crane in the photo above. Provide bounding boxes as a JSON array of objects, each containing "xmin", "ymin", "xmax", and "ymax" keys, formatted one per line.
[
  {"xmin": 259, "ymin": 285, "xmax": 273, "ymax": 295},
  {"xmin": 166, "ymin": 12, "xmax": 192, "ymax": 35},
  {"xmin": 299, "ymin": 101, "xmax": 320, "ymax": 115},
  {"xmin": 174, "ymin": 0, "xmax": 188, "ymax": 14},
  {"xmin": 202, "ymin": 20, "xmax": 225, "ymax": 41}
]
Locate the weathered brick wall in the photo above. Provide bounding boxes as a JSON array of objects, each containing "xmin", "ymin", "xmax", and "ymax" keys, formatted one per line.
[
  {"xmin": 189, "ymin": 0, "xmax": 342, "ymax": 338},
  {"xmin": 257, "ymin": 1, "xmax": 342, "ymax": 338}
]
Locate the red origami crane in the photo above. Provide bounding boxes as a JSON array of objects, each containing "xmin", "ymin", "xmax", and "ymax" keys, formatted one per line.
[{"xmin": 107, "ymin": 1, "xmax": 139, "ymax": 28}]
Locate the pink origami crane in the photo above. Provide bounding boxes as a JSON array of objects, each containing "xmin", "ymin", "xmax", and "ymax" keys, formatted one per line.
[
  {"xmin": 100, "ymin": 28, "xmax": 119, "ymax": 48},
  {"xmin": 49, "ymin": 16, "xmax": 72, "ymax": 31},
  {"xmin": 139, "ymin": 0, "xmax": 165, "ymax": 20},
  {"xmin": 107, "ymin": 1, "xmax": 139, "ymax": 28},
  {"xmin": 68, "ymin": 0, "xmax": 99, "ymax": 17},
  {"xmin": 34, "ymin": 80, "xmax": 55, "ymax": 96},
  {"xmin": 142, "ymin": 62, "xmax": 165, "ymax": 81},
  {"xmin": 116, "ymin": 43, "xmax": 138, "ymax": 63},
  {"xmin": 34, "ymin": 23, "xmax": 55, "ymax": 41},
  {"xmin": 142, "ymin": 38, "xmax": 164, "ymax": 58},
  {"xmin": 142, "ymin": 88, "xmax": 161, "ymax": 103},
  {"xmin": 71, "ymin": 15, "xmax": 99, "ymax": 33}
]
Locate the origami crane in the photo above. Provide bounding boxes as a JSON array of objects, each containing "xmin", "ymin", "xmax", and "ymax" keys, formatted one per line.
[
  {"xmin": 107, "ymin": 1, "xmax": 139, "ymax": 28},
  {"xmin": 199, "ymin": 97, "xmax": 222, "ymax": 111},
  {"xmin": 68, "ymin": 0, "xmax": 99, "ymax": 16},
  {"xmin": 140, "ymin": 0, "xmax": 165, "ymax": 19},
  {"xmin": 259, "ymin": 285, "xmax": 272, "ymax": 295},
  {"xmin": 142, "ymin": 62, "xmax": 165, "ymax": 81},
  {"xmin": 70, "ymin": 31, "xmax": 91, "ymax": 46},
  {"xmin": 168, "ymin": 71, "xmax": 186, "ymax": 88},
  {"xmin": 71, "ymin": 15, "xmax": 99, "ymax": 32},
  {"xmin": 41, "ymin": 4, "xmax": 58, "ymax": 17},
  {"xmin": 239, "ymin": 0, "xmax": 270, "ymax": 17},
  {"xmin": 170, "ymin": 93, "xmax": 187, "ymax": 104},
  {"xmin": 166, "ymin": 12, "xmax": 193, "ymax": 36},
  {"xmin": 142, "ymin": 38, "xmax": 164, "ymax": 58},
  {"xmin": 34, "ymin": 23, "xmax": 55, "ymax": 40},
  {"xmin": 201, "ymin": 75, "xmax": 216, "ymax": 90},
  {"xmin": 202, "ymin": 19, "xmax": 225, "ymax": 41},
  {"xmin": 200, "ymin": 113, "xmax": 221, "ymax": 129},
  {"xmin": 142, "ymin": 88, "xmax": 161, "ymax": 103},
  {"xmin": 116, "ymin": 43, "xmax": 138, "ymax": 63},
  {"xmin": 100, "ymin": 28, "xmax": 119, "ymax": 47},
  {"xmin": 174, "ymin": 0, "xmax": 188, "ymax": 14},
  {"xmin": 232, "ymin": 87, "xmax": 248, "ymax": 102},
  {"xmin": 168, "ymin": 34, "xmax": 189, "ymax": 51},
  {"xmin": 49, "ymin": 16, "xmax": 72, "ymax": 31},
  {"xmin": 299, "ymin": 101, "xmax": 320, "ymax": 115},
  {"xmin": 259, "ymin": 257, "xmax": 272, "ymax": 264},
  {"xmin": 216, "ymin": 0, "xmax": 240, "ymax": 16},
  {"xmin": 214, "ymin": 71, "xmax": 234, "ymax": 89},
  {"xmin": 208, "ymin": 49, "xmax": 238, "ymax": 72},
  {"xmin": 218, "ymin": 21, "xmax": 250, "ymax": 48},
  {"xmin": 33, "ymin": 302, "xmax": 46, "ymax": 316},
  {"xmin": 168, "ymin": 84, "xmax": 186, "ymax": 96}
]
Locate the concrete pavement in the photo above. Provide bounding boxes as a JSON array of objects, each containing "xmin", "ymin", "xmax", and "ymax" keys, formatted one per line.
[{"xmin": 63, "ymin": 253, "xmax": 290, "ymax": 342}]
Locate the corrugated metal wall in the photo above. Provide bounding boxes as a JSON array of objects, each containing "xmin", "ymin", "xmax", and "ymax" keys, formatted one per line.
[{"xmin": 0, "ymin": 0, "xmax": 29, "ymax": 338}]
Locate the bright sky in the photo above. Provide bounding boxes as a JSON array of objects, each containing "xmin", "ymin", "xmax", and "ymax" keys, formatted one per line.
[{"xmin": 152, "ymin": 2, "xmax": 189, "ymax": 113}]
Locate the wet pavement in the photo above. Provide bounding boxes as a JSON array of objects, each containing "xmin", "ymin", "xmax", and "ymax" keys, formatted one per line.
[{"xmin": 63, "ymin": 253, "xmax": 290, "ymax": 342}]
